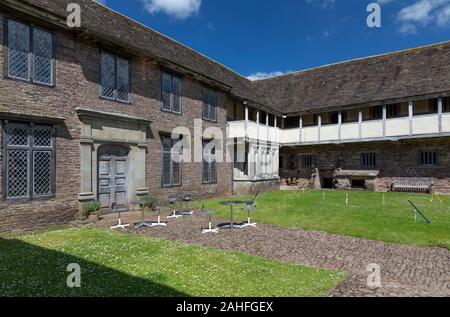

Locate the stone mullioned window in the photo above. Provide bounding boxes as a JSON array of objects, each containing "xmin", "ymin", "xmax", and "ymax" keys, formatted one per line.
[
  {"xmin": 3, "ymin": 121, "xmax": 55, "ymax": 201},
  {"xmin": 100, "ymin": 51, "xmax": 131, "ymax": 103},
  {"xmin": 6, "ymin": 19, "xmax": 54, "ymax": 86}
]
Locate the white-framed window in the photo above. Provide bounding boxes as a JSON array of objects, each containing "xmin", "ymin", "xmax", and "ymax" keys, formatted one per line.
[
  {"xmin": 161, "ymin": 72, "xmax": 182, "ymax": 114},
  {"xmin": 361, "ymin": 153, "xmax": 377, "ymax": 168},
  {"xmin": 161, "ymin": 136, "xmax": 182, "ymax": 187},
  {"xmin": 418, "ymin": 151, "xmax": 438, "ymax": 166},
  {"xmin": 203, "ymin": 87, "xmax": 217, "ymax": 122},
  {"xmin": 7, "ymin": 19, "xmax": 54, "ymax": 86},
  {"xmin": 3, "ymin": 121, "xmax": 55, "ymax": 200},
  {"xmin": 202, "ymin": 140, "xmax": 217, "ymax": 184},
  {"xmin": 100, "ymin": 51, "xmax": 130, "ymax": 103}
]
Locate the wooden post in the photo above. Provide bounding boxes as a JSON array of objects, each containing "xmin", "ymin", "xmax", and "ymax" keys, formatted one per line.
[
  {"xmin": 358, "ymin": 109, "xmax": 363, "ymax": 140},
  {"xmin": 318, "ymin": 114, "xmax": 322, "ymax": 143},
  {"xmin": 408, "ymin": 101, "xmax": 414, "ymax": 136},
  {"xmin": 438, "ymin": 97, "xmax": 443, "ymax": 134}
]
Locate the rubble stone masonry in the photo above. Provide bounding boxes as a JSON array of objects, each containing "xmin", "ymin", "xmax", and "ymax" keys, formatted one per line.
[{"xmin": 0, "ymin": 13, "xmax": 232, "ymax": 233}]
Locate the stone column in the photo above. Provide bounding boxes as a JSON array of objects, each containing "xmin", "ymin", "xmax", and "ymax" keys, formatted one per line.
[
  {"xmin": 78, "ymin": 139, "xmax": 95, "ymax": 203},
  {"xmin": 136, "ymin": 144, "xmax": 149, "ymax": 198},
  {"xmin": 78, "ymin": 120, "xmax": 95, "ymax": 213}
]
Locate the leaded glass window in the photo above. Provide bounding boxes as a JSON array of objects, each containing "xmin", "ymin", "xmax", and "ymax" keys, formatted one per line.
[
  {"xmin": 4, "ymin": 122, "xmax": 55, "ymax": 200},
  {"xmin": 161, "ymin": 72, "xmax": 182, "ymax": 114},
  {"xmin": 100, "ymin": 52, "xmax": 130, "ymax": 102},
  {"xmin": 203, "ymin": 140, "xmax": 217, "ymax": 184},
  {"xmin": 7, "ymin": 20, "xmax": 54, "ymax": 85},
  {"xmin": 161, "ymin": 136, "xmax": 183, "ymax": 187},
  {"xmin": 203, "ymin": 88, "xmax": 217, "ymax": 122}
]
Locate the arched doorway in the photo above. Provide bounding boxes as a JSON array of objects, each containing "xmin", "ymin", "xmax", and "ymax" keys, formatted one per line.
[{"xmin": 98, "ymin": 145, "xmax": 130, "ymax": 208}]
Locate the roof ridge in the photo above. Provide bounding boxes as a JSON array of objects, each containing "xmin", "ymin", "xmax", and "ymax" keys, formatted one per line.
[
  {"xmin": 253, "ymin": 40, "xmax": 450, "ymax": 82},
  {"xmin": 89, "ymin": 0, "xmax": 251, "ymax": 83}
]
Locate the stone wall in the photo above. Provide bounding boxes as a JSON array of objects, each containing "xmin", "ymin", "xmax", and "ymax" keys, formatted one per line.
[
  {"xmin": 0, "ymin": 12, "xmax": 232, "ymax": 233},
  {"xmin": 280, "ymin": 138, "xmax": 450, "ymax": 193}
]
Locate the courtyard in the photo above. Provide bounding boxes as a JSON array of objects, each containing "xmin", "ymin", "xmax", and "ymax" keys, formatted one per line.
[
  {"xmin": 0, "ymin": 227, "xmax": 343, "ymax": 297},
  {"xmin": 200, "ymin": 190, "xmax": 450, "ymax": 249},
  {"xmin": 1, "ymin": 190, "xmax": 449, "ymax": 297}
]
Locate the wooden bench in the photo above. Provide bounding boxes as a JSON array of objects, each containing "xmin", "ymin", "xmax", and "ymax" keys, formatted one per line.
[{"xmin": 392, "ymin": 178, "xmax": 433, "ymax": 193}]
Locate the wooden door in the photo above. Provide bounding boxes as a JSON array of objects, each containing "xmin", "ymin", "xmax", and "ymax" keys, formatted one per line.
[{"xmin": 98, "ymin": 146, "xmax": 129, "ymax": 208}]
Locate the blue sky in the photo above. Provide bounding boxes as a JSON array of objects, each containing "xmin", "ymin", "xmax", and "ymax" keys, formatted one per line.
[{"xmin": 97, "ymin": 0, "xmax": 450, "ymax": 79}]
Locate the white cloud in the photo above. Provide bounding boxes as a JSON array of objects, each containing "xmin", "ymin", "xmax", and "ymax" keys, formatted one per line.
[
  {"xmin": 246, "ymin": 71, "xmax": 292, "ymax": 81},
  {"xmin": 377, "ymin": 0, "xmax": 395, "ymax": 4},
  {"xmin": 396, "ymin": 0, "xmax": 450, "ymax": 34},
  {"xmin": 139, "ymin": 0, "xmax": 201, "ymax": 20},
  {"xmin": 305, "ymin": 0, "xmax": 335, "ymax": 9}
]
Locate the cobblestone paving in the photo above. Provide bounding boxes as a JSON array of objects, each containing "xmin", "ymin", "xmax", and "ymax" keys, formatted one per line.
[{"xmin": 98, "ymin": 210, "xmax": 450, "ymax": 297}]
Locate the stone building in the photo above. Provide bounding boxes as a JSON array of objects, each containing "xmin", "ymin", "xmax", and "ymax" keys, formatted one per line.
[{"xmin": 1, "ymin": 0, "xmax": 450, "ymax": 232}]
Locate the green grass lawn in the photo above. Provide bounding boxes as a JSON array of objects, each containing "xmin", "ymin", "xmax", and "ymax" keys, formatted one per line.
[
  {"xmin": 0, "ymin": 228, "xmax": 344, "ymax": 297},
  {"xmin": 198, "ymin": 190, "xmax": 450, "ymax": 249}
]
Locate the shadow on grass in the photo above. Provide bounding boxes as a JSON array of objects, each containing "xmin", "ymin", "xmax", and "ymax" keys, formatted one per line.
[{"xmin": 0, "ymin": 237, "xmax": 187, "ymax": 297}]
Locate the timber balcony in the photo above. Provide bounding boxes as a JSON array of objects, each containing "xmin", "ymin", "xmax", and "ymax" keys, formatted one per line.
[{"xmin": 227, "ymin": 98, "xmax": 450, "ymax": 146}]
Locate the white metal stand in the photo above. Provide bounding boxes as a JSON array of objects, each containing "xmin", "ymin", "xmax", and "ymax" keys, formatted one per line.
[
  {"xmin": 150, "ymin": 208, "xmax": 168, "ymax": 227},
  {"xmin": 202, "ymin": 222, "xmax": 219, "ymax": 234},
  {"xmin": 240, "ymin": 217, "xmax": 257, "ymax": 228},
  {"xmin": 202, "ymin": 212, "xmax": 218, "ymax": 234},
  {"xmin": 110, "ymin": 218, "xmax": 130, "ymax": 230},
  {"xmin": 110, "ymin": 205, "xmax": 130, "ymax": 230},
  {"xmin": 151, "ymin": 215, "xmax": 168, "ymax": 227},
  {"xmin": 241, "ymin": 204, "xmax": 257, "ymax": 228}
]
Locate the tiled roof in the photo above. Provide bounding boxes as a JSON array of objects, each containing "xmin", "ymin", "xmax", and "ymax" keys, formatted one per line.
[{"xmin": 7, "ymin": 0, "xmax": 450, "ymax": 115}]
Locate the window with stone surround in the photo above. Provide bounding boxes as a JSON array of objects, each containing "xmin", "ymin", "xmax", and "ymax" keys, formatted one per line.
[
  {"xmin": 361, "ymin": 153, "xmax": 377, "ymax": 168},
  {"xmin": 202, "ymin": 140, "xmax": 217, "ymax": 184},
  {"xmin": 161, "ymin": 72, "xmax": 182, "ymax": 114},
  {"xmin": 6, "ymin": 19, "xmax": 54, "ymax": 86},
  {"xmin": 287, "ymin": 154, "xmax": 298, "ymax": 170},
  {"xmin": 202, "ymin": 87, "xmax": 218, "ymax": 122},
  {"xmin": 161, "ymin": 136, "xmax": 183, "ymax": 187},
  {"xmin": 100, "ymin": 51, "xmax": 130, "ymax": 103},
  {"xmin": 302, "ymin": 154, "xmax": 315, "ymax": 168},
  {"xmin": 418, "ymin": 151, "xmax": 438, "ymax": 167},
  {"xmin": 3, "ymin": 121, "xmax": 55, "ymax": 200}
]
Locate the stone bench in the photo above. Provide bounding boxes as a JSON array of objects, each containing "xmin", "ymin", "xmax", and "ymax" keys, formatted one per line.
[{"xmin": 392, "ymin": 178, "xmax": 433, "ymax": 193}]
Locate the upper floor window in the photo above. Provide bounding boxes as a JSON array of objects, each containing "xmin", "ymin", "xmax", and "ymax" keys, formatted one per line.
[
  {"xmin": 3, "ymin": 121, "xmax": 55, "ymax": 200},
  {"xmin": 6, "ymin": 20, "xmax": 54, "ymax": 86},
  {"xmin": 285, "ymin": 116, "xmax": 300, "ymax": 129},
  {"xmin": 361, "ymin": 153, "xmax": 377, "ymax": 168},
  {"xmin": 418, "ymin": 151, "xmax": 438, "ymax": 167},
  {"xmin": 203, "ymin": 87, "xmax": 218, "ymax": 122},
  {"xmin": 161, "ymin": 72, "xmax": 182, "ymax": 114},
  {"xmin": 442, "ymin": 97, "xmax": 450, "ymax": 112},
  {"xmin": 370, "ymin": 106, "xmax": 383, "ymax": 120},
  {"xmin": 100, "ymin": 52, "xmax": 130, "ymax": 103}
]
